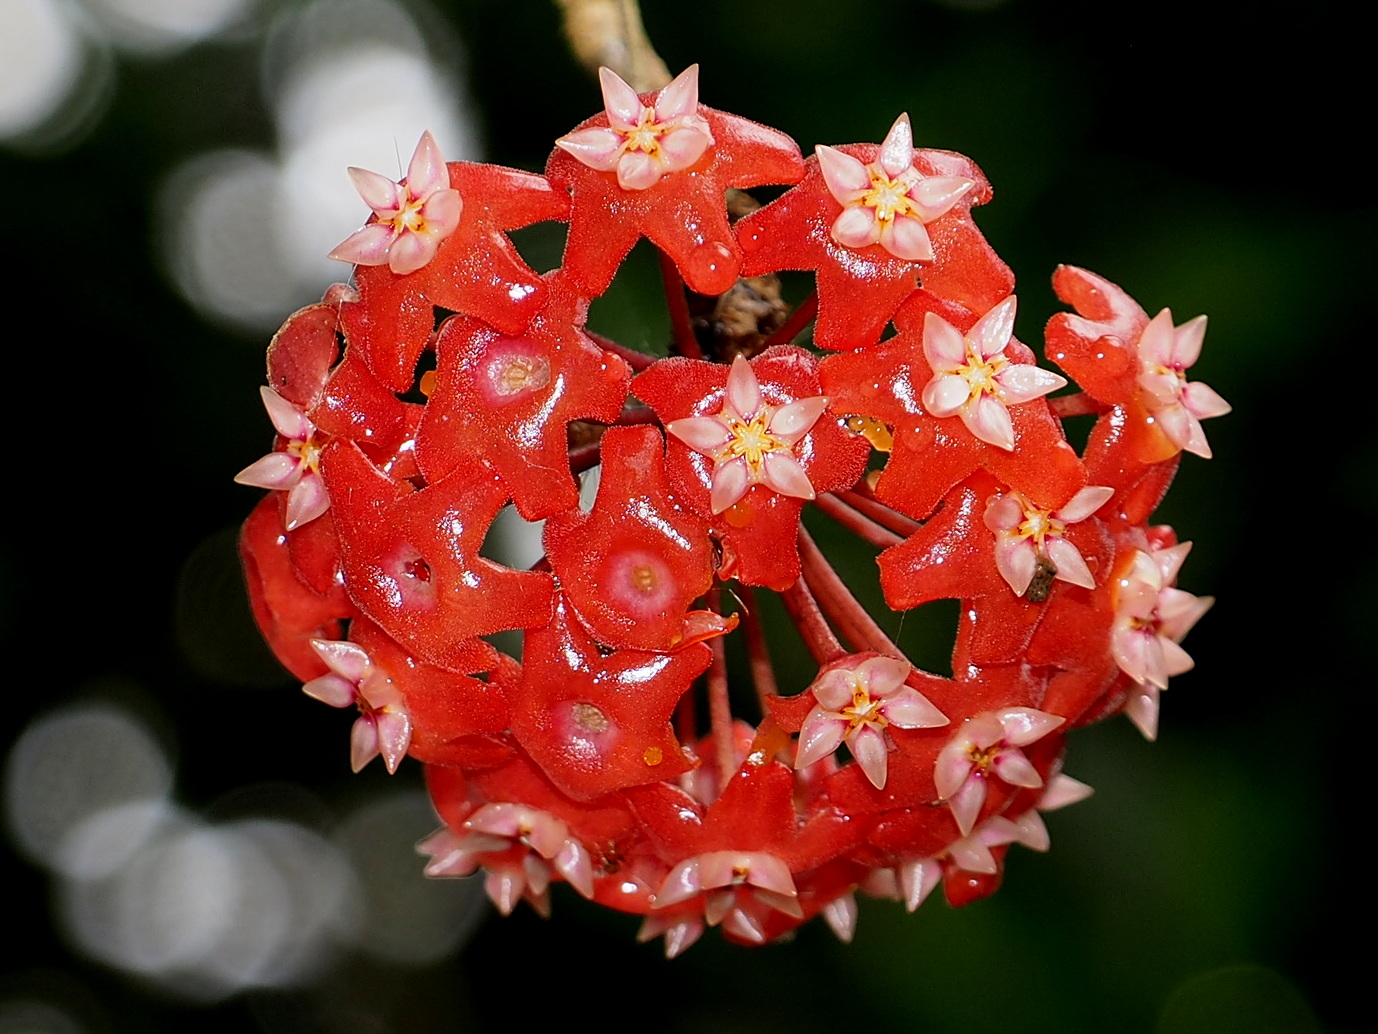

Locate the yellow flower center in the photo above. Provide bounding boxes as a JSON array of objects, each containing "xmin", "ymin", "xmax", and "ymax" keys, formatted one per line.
[
  {"xmin": 957, "ymin": 347, "xmax": 1009, "ymax": 398},
  {"xmin": 860, "ymin": 168, "xmax": 919, "ymax": 224},
  {"xmin": 389, "ymin": 193, "xmax": 427, "ymax": 234},
  {"xmin": 1015, "ymin": 504, "xmax": 1065, "ymax": 549},
  {"xmin": 841, "ymin": 682, "xmax": 885, "ymax": 732},
  {"xmin": 724, "ymin": 411, "xmax": 790, "ymax": 475},
  {"xmin": 621, "ymin": 107, "xmax": 670, "ymax": 155},
  {"xmin": 288, "ymin": 436, "xmax": 322, "ymax": 474}
]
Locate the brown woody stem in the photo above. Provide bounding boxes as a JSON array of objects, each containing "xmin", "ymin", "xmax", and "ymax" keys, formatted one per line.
[{"xmin": 552, "ymin": 0, "xmax": 670, "ymax": 92}]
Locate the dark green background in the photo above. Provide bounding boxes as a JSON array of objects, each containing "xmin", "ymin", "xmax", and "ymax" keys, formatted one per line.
[{"xmin": 1, "ymin": 0, "xmax": 1363, "ymax": 1030}]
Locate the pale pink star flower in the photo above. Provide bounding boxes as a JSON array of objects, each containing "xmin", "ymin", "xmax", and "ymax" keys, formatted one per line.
[
  {"xmin": 1136, "ymin": 309, "xmax": 1231, "ymax": 459},
  {"xmin": 556, "ymin": 65, "xmax": 715, "ymax": 191},
  {"xmin": 234, "ymin": 386, "xmax": 329, "ymax": 531},
  {"xmin": 1111, "ymin": 543, "xmax": 1214, "ymax": 740},
  {"xmin": 816, "ymin": 113, "xmax": 974, "ymax": 262},
  {"xmin": 794, "ymin": 654, "xmax": 948, "ymax": 789},
  {"xmin": 920, "ymin": 297, "xmax": 1067, "ymax": 450},
  {"xmin": 667, "ymin": 355, "xmax": 830, "ymax": 513},
  {"xmin": 984, "ymin": 484, "xmax": 1115, "ymax": 597},
  {"xmin": 302, "ymin": 639, "xmax": 412, "ymax": 774},
  {"xmin": 934, "ymin": 707, "xmax": 1065, "ymax": 836},
  {"xmin": 418, "ymin": 802, "xmax": 595, "ymax": 917},
  {"xmin": 328, "ymin": 130, "xmax": 463, "ymax": 275},
  {"xmin": 654, "ymin": 850, "xmax": 803, "ymax": 946}
]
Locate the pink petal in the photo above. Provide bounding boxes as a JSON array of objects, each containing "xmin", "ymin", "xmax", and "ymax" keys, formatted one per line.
[
  {"xmin": 1172, "ymin": 314, "xmax": 1208, "ymax": 367},
  {"xmin": 655, "ymin": 64, "xmax": 701, "ymax": 120},
  {"xmin": 816, "ymin": 144, "xmax": 871, "ymax": 200},
  {"xmin": 375, "ymin": 710, "xmax": 412, "ymax": 774},
  {"xmin": 1137, "ymin": 310, "xmax": 1177, "ymax": 366},
  {"xmin": 997, "ymin": 708, "xmax": 1064, "ymax": 746},
  {"xmin": 922, "ymin": 311, "xmax": 968, "ymax": 370},
  {"xmin": 796, "ymin": 710, "xmax": 846, "ymax": 769},
  {"xmin": 984, "ymin": 492, "xmax": 1025, "ymax": 533},
  {"xmin": 310, "ymin": 639, "xmax": 371, "ymax": 682},
  {"xmin": 1039, "ymin": 774, "xmax": 1094, "ymax": 811},
  {"xmin": 554, "ymin": 840, "xmax": 595, "ymax": 898},
  {"xmin": 350, "ymin": 717, "xmax": 380, "ymax": 772},
  {"xmin": 1154, "ymin": 542, "xmax": 1193, "ymax": 585},
  {"xmin": 720, "ymin": 905, "xmax": 766, "ymax": 943},
  {"xmin": 658, "ymin": 122, "xmax": 712, "ymax": 171},
  {"xmin": 347, "ymin": 166, "xmax": 402, "ymax": 214},
  {"xmin": 1141, "ymin": 634, "xmax": 1170, "ymax": 690},
  {"xmin": 419, "ymin": 188, "xmax": 463, "ymax": 237},
  {"xmin": 744, "ymin": 854, "xmax": 798, "ymax": 899},
  {"xmin": 1055, "ymin": 485, "xmax": 1114, "ymax": 523},
  {"xmin": 235, "ymin": 451, "xmax": 301, "ymax": 491},
  {"xmin": 879, "ymin": 214, "xmax": 934, "ymax": 262},
  {"xmin": 1112, "ymin": 628, "xmax": 1148, "ymax": 684},
  {"xmin": 811, "ymin": 669, "xmax": 856, "ymax": 710},
  {"xmin": 911, "ymin": 175, "xmax": 975, "ymax": 219},
  {"xmin": 1159, "ymin": 587, "xmax": 1213, "ymax": 641},
  {"xmin": 760, "ymin": 450, "xmax": 815, "ymax": 500},
  {"xmin": 996, "ymin": 363, "xmax": 1067, "ymax": 405},
  {"xmin": 993, "ymin": 535, "xmax": 1038, "ymax": 595},
  {"xmin": 821, "ymin": 892, "xmax": 858, "ymax": 943},
  {"xmin": 485, "ymin": 869, "xmax": 524, "ymax": 915},
  {"xmin": 554, "ymin": 126, "xmax": 624, "ymax": 170},
  {"xmin": 963, "ymin": 393, "xmax": 1015, "ymax": 451},
  {"xmin": 709, "ymin": 457, "xmax": 751, "ymax": 513},
  {"xmin": 285, "ymin": 472, "xmax": 330, "ymax": 530},
  {"xmin": 769, "ymin": 395, "xmax": 828, "ymax": 441},
  {"xmin": 1159, "ymin": 636, "xmax": 1195, "ymax": 679},
  {"xmin": 598, "ymin": 66, "xmax": 644, "ymax": 130},
  {"xmin": 878, "ymin": 113, "xmax": 915, "ymax": 178},
  {"xmin": 922, "ymin": 373, "xmax": 972, "ymax": 417},
  {"xmin": 991, "ymin": 748, "xmax": 1043, "ymax": 789},
  {"xmin": 725, "ymin": 355, "xmax": 762, "ymax": 418},
  {"xmin": 1183, "ymin": 380, "xmax": 1231, "ymax": 419},
  {"xmin": 830, "ymin": 204, "xmax": 881, "ymax": 250},
  {"xmin": 1011, "ymin": 810, "xmax": 1051, "ymax": 851},
  {"xmin": 616, "ymin": 150, "xmax": 663, "ymax": 191},
  {"xmin": 1045, "ymin": 536, "xmax": 1095, "ymax": 590},
  {"xmin": 850, "ymin": 725, "xmax": 890, "ymax": 789},
  {"xmin": 947, "ymin": 833, "xmax": 999, "ymax": 875},
  {"xmin": 405, "ymin": 130, "xmax": 450, "ymax": 198},
  {"xmin": 667, "ymin": 415, "xmax": 732, "ymax": 454},
  {"xmin": 948, "ymin": 777, "xmax": 987, "ymax": 837},
  {"xmin": 1154, "ymin": 402, "xmax": 1198, "ymax": 454},
  {"xmin": 933, "ymin": 745, "xmax": 973, "ymax": 800},
  {"xmin": 260, "ymin": 385, "xmax": 311, "ymax": 440},
  {"xmin": 387, "ymin": 230, "xmax": 436, "ymax": 276},
  {"xmin": 880, "ymin": 687, "xmax": 948, "ymax": 729},
  {"xmin": 328, "ymin": 223, "xmax": 395, "ymax": 267},
  {"xmin": 1123, "ymin": 684, "xmax": 1160, "ymax": 741},
  {"xmin": 301, "ymin": 673, "xmax": 355, "ymax": 709},
  {"xmin": 898, "ymin": 857, "xmax": 942, "ymax": 912},
  {"xmin": 968, "ymin": 296, "xmax": 1017, "ymax": 361},
  {"xmin": 856, "ymin": 656, "xmax": 910, "ymax": 697}
]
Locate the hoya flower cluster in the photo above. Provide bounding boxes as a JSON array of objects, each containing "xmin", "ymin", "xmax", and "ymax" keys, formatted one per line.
[{"xmin": 237, "ymin": 66, "xmax": 1227, "ymax": 953}]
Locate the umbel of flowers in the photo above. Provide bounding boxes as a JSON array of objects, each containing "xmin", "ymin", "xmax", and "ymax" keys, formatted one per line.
[{"xmin": 237, "ymin": 66, "xmax": 1227, "ymax": 954}]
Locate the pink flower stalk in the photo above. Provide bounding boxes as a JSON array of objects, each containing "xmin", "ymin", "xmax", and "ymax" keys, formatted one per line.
[
  {"xmin": 653, "ymin": 850, "xmax": 802, "ymax": 946},
  {"xmin": 234, "ymin": 386, "xmax": 330, "ymax": 530},
  {"xmin": 666, "ymin": 354, "xmax": 829, "ymax": 513},
  {"xmin": 794, "ymin": 654, "xmax": 948, "ymax": 789},
  {"xmin": 921, "ymin": 297, "xmax": 1067, "ymax": 450},
  {"xmin": 328, "ymin": 130, "xmax": 463, "ymax": 275},
  {"xmin": 1111, "ymin": 544, "xmax": 1214, "ymax": 740},
  {"xmin": 555, "ymin": 65, "xmax": 715, "ymax": 191},
  {"xmin": 984, "ymin": 485, "xmax": 1114, "ymax": 597},
  {"xmin": 1136, "ymin": 309, "xmax": 1231, "ymax": 459},
  {"xmin": 816, "ymin": 113, "xmax": 974, "ymax": 262},
  {"xmin": 934, "ymin": 707, "xmax": 1065, "ymax": 835},
  {"xmin": 302, "ymin": 639, "xmax": 412, "ymax": 773}
]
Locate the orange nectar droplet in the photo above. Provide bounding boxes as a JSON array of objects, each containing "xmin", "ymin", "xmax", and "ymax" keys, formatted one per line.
[
  {"xmin": 643, "ymin": 746, "xmax": 663, "ymax": 766},
  {"xmin": 419, "ymin": 370, "xmax": 437, "ymax": 397},
  {"xmin": 845, "ymin": 414, "xmax": 894, "ymax": 452},
  {"xmin": 865, "ymin": 469, "xmax": 882, "ymax": 492},
  {"xmin": 724, "ymin": 500, "xmax": 755, "ymax": 528}
]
